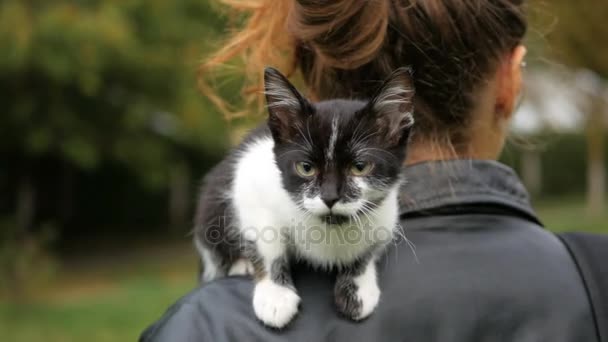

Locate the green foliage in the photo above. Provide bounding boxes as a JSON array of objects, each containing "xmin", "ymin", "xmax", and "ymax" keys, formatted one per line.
[
  {"xmin": 502, "ymin": 133, "xmax": 608, "ymax": 197},
  {"xmin": 0, "ymin": 0, "xmax": 230, "ymax": 188},
  {"xmin": 540, "ymin": 0, "xmax": 608, "ymax": 78}
]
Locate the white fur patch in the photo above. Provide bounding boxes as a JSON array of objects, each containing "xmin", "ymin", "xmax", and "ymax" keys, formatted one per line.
[
  {"xmin": 294, "ymin": 185, "xmax": 401, "ymax": 267},
  {"xmin": 253, "ymin": 278, "xmax": 301, "ymax": 328},
  {"xmin": 326, "ymin": 116, "xmax": 339, "ymax": 161},
  {"xmin": 303, "ymin": 195, "xmax": 330, "ymax": 215},
  {"xmin": 331, "ymin": 200, "xmax": 363, "ymax": 216},
  {"xmin": 304, "ymin": 195, "xmax": 366, "ymax": 217},
  {"xmin": 232, "ymin": 137, "xmax": 298, "ymax": 241},
  {"xmin": 352, "ymin": 260, "xmax": 380, "ymax": 320},
  {"xmin": 228, "ymin": 258, "xmax": 254, "ymax": 276}
]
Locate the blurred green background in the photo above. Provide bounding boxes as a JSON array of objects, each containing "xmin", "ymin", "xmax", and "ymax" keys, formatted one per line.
[{"xmin": 0, "ymin": 1, "xmax": 606, "ymax": 341}]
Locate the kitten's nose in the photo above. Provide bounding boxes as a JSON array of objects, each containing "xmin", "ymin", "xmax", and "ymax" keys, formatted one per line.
[{"xmin": 322, "ymin": 196, "xmax": 339, "ymax": 209}]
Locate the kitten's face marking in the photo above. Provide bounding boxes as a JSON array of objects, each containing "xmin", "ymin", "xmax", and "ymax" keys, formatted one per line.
[
  {"xmin": 286, "ymin": 104, "xmax": 394, "ymax": 221},
  {"xmin": 264, "ymin": 67, "xmax": 415, "ymax": 225}
]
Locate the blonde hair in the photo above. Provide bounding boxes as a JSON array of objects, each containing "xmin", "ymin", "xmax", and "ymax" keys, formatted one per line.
[
  {"xmin": 199, "ymin": 0, "xmax": 526, "ymax": 154},
  {"xmin": 197, "ymin": 0, "xmax": 296, "ymax": 119}
]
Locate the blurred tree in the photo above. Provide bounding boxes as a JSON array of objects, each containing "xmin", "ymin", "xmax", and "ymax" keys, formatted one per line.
[
  {"xmin": 540, "ymin": 0, "xmax": 608, "ymax": 215},
  {"xmin": 0, "ymin": 0, "xmax": 230, "ymax": 232},
  {"xmin": 545, "ymin": 1, "xmax": 608, "ymax": 77}
]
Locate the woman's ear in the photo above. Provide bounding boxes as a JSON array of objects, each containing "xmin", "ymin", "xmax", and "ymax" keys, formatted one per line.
[{"xmin": 494, "ymin": 45, "xmax": 527, "ymax": 121}]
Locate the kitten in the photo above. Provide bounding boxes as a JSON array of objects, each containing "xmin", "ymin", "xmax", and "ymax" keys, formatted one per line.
[{"xmin": 194, "ymin": 67, "xmax": 415, "ymax": 328}]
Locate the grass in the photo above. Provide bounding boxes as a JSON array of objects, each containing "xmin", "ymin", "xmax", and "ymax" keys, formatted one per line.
[
  {"xmin": 534, "ymin": 196, "xmax": 608, "ymax": 233},
  {"xmin": 0, "ymin": 278, "xmax": 193, "ymax": 342},
  {"xmin": 0, "ymin": 197, "xmax": 606, "ymax": 342},
  {"xmin": 0, "ymin": 240, "xmax": 199, "ymax": 342}
]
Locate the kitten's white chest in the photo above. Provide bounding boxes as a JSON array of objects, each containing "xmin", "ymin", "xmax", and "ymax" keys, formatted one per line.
[
  {"xmin": 290, "ymin": 220, "xmax": 378, "ymax": 266},
  {"xmin": 290, "ymin": 193, "xmax": 399, "ymax": 266}
]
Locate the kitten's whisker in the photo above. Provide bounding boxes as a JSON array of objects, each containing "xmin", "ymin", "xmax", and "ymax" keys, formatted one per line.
[
  {"xmin": 350, "ymin": 130, "xmax": 380, "ymax": 149},
  {"xmin": 277, "ymin": 149, "xmax": 310, "ymax": 159},
  {"xmin": 294, "ymin": 126, "xmax": 313, "ymax": 150},
  {"xmin": 361, "ymin": 197, "xmax": 383, "ymax": 205},
  {"xmin": 360, "ymin": 200, "xmax": 378, "ymax": 211},
  {"xmin": 359, "ymin": 202, "xmax": 381, "ymax": 218},
  {"xmin": 393, "ymin": 223, "xmax": 406, "ymax": 242},
  {"xmin": 403, "ymin": 236, "xmax": 419, "ymax": 264},
  {"xmin": 305, "ymin": 120, "xmax": 314, "ymax": 150},
  {"xmin": 356, "ymin": 129, "xmax": 380, "ymax": 144},
  {"xmin": 348, "ymin": 214, "xmax": 357, "ymax": 228},
  {"xmin": 354, "ymin": 213, "xmax": 364, "ymax": 229},
  {"xmin": 286, "ymin": 139, "xmax": 311, "ymax": 152},
  {"xmin": 349, "ymin": 212, "xmax": 363, "ymax": 229},
  {"xmin": 350, "ymin": 119, "xmax": 366, "ymax": 145},
  {"xmin": 295, "ymin": 207, "xmax": 312, "ymax": 224},
  {"xmin": 357, "ymin": 148, "xmax": 399, "ymax": 162},
  {"xmin": 394, "ymin": 223, "xmax": 419, "ymax": 264},
  {"xmin": 350, "ymin": 124, "xmax": 372, "ymax": 149},
  {"xmin": 358, "ymin": 206, "xmax": 375, "ymax": 224}
]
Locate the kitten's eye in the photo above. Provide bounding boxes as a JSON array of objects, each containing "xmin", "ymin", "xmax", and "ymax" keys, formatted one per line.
[
  {"xmin": 351, "ymin": 161, "xmax": 373, "ymax": 176},
  {"xmin": 295, "ymin": 161, "xmax": 317, "ymax": 177}
]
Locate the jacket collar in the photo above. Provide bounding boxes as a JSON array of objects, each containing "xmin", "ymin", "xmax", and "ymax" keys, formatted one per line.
[{"xmin": 398, "ymin": 159, "xmax": 541, "ymax": 224}]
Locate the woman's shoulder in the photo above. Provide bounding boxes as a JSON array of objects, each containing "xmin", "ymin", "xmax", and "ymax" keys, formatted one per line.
[
  {"xmin": 380, "ymin": 213, "xmax": 598, "ymax": 341},
  {"xmin": 140, "ymin": 216, "xmax": 600, "ymax": 342},
  {"xmin": 139, "ymin": 276, "xmax": 258, "ymax": 342}
]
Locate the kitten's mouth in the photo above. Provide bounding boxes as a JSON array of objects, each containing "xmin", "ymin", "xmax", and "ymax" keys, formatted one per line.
[{"xmin": 323, "ymin": 214, "xmax": 349, "ymax": 225}]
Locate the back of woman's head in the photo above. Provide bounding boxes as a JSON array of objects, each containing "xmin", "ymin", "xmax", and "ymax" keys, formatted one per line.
[{"xmin": 201, "ymin": 0, "xmax": 527, "ymax": 149}]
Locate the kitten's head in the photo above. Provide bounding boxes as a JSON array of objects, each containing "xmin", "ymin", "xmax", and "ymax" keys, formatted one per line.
[{"xmin": 264, "ymin": 67, "xmax": 414, "ymax": 225}]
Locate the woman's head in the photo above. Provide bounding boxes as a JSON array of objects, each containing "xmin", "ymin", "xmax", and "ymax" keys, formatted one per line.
[{"xmin": 201, "ymin": 0, "xmax": 528, "ymax": 161}]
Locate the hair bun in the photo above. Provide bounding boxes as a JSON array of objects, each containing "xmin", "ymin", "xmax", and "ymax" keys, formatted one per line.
[{"xmin": 289, "ymin": 0, "xmax": 389, "ymax": 69}]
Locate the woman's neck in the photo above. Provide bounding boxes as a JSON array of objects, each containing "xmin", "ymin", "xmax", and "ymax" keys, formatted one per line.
[{"xmin": 405, "ymin": 139, "xmax": 501, "ymax": 165}]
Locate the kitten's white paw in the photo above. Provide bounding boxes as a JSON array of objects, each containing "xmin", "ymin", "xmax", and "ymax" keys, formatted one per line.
[
  {"xmin": 335, "ymin": 266, "xmax": 381, "ymax": 321},
  {"xmin": 228, "ymin": 258, "xmax": 254, "ymax": 276},
  {"xmin": 253, "ymin": 278, "xmax": 300, "ymax": 328},
  {"xmin": 354, "ymin": 277, "xmax": 380, "ymax": 320}
]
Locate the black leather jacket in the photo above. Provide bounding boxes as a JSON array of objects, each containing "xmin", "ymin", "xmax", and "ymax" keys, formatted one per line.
[{"xmin": 140, "ymin": 160, "xmax": 598, "ymax": 342}]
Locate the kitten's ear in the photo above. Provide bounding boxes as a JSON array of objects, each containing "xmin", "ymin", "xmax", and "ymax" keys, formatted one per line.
[
  {"xmin": 368, "ymin": 67, "xmax": 415, "ymax": 146},
  {"xmin": 264, "ymin": 67, "xmax": 310, "ymax": 142}
]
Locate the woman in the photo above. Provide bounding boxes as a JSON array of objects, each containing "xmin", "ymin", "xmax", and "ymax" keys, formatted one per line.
[{"xmin": 141, "ymin": 0, "xmax": 604, "ymax": 341}]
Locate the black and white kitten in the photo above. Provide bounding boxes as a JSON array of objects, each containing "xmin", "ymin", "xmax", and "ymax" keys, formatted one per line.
[{"xmin": 194, "ymin": 67, "xmax": 415, "ymax": 328}]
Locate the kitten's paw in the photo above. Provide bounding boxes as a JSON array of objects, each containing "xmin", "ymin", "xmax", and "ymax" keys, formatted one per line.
[
  {"xmin": 253, "ymin": 279, "xmax": 300, "ymax": 328},
  {"xmin": 335, "ymin": 277, "xmax": 380, "ymax": 321},
  {"xmin": 228, "ymin": 258, "xmax": 254, "ymax": 276}
]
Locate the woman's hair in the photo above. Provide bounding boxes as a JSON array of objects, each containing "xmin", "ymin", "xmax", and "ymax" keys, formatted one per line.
[{"xmin": 200, "ymin": 0, "xmax": 527, "ymax": 151}]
